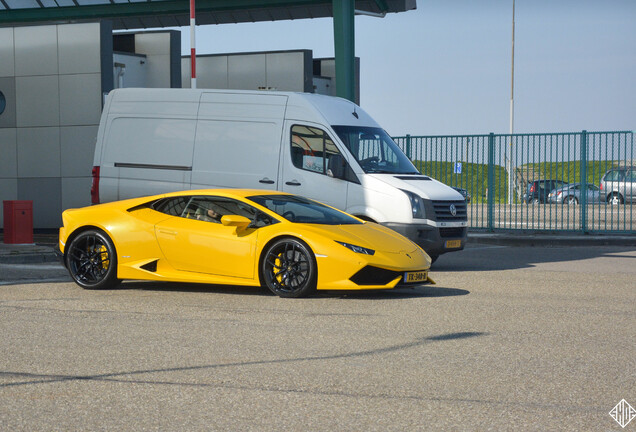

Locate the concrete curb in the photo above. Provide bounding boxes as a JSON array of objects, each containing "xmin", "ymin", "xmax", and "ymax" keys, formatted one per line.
[
  {"xmin": 468, "ymin": 233, "xmax": 636, "ymax": 248},
  {"xmin": 0, "ymin": 250, "xmax": 58, "ymax": 264}
]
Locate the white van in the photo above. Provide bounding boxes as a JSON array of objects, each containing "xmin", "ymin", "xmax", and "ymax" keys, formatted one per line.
[{"xmin": 92, "ymin": 88, "xmax": 467, "ymax": 261}]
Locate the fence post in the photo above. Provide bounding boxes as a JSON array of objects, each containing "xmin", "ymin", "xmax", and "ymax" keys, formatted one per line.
[
  {"xmin": 406, "ymin": 134, "xmax": 412, "ymax": 160},
  {"xmin": 488, "ymin": 133, "xmax": 495, "ymax": 231},
  {"xmin": 580, "ymin": 130, "xmax": 588, "ymax": 233}
]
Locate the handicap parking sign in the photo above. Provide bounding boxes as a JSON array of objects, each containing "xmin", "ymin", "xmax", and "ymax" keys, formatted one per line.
[{"xmin": 454, "ymin": 162, "xmax": 462, "ymax": 174}]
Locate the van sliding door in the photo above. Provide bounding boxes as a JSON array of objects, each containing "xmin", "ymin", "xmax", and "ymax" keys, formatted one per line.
[{"xmin": 191, "ymin": 92, "xmax": 287, "ymax": 190}]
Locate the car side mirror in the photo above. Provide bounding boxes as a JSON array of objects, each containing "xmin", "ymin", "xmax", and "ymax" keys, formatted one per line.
[
  {"xmin": 221, "ymin": 215, "xmax": 251, "ymax": 233},
  {"xmin": 327, "ymin": 154, "xmax": 346, "ymax": 180}
]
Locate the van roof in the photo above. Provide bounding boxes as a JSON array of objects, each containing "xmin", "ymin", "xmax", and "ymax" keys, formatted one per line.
[{"xmin": 107, "ymin": 88, "xmax": 380, "ymax": 129}]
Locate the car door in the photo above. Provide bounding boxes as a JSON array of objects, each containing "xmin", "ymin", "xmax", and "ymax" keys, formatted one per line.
[
  {"xmin": 281, "ymin": 123, "xmax": 349, "ymax": 209},
  {"xmin": 154, "ymin": 196, "xmax": 258, "ymax": 279}
]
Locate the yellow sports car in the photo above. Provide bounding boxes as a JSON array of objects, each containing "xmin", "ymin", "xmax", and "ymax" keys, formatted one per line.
[{"xmin": 58, "ymin": 189, "xmax": 433, "ymax": 298}]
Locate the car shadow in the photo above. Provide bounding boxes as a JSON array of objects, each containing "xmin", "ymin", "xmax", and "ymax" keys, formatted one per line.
[
  {"xmin": 121, "ymin": 281, "xmax": 272, "ymax": 296},
  {"xmin": 319, "ymin": 286, "xmax": 470, "ymax": 299},
  {"xmin": 432, "ymin": 243, "xmax": 635, "ymax": 272},
  {"xmin": 118, "ymin": 281, "xmax": 468, "ymax": 299}
]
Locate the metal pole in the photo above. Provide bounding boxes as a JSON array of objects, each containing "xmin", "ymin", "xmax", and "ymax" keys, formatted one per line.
[
  {"xmin": 488, "ymin": 133, "xmax": 495, "ymax": 231},
  {"xmin": 580, "ymin": 130, "xmax": 588, "ymax": 233},
  {"xmin": 332, "ymin": 0, "xmax": 356, "ymax": 103},
  {"xmin": 190, "ymin": 0, "xmax": 197, "ymax": 89},
  {"xmin": 508, "ymin": 0, "xmax": 515, "ymax": 204}
]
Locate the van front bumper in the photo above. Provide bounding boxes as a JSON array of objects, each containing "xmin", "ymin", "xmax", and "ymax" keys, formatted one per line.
[{"xmin": 382, "ymin": 222, "xmax": 467, "ymax": 258}]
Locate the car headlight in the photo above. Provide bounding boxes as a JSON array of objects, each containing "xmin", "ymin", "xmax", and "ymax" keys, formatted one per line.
[
  {"xmin": 336, "ymin": 241, "xmax": 375, "ymax": 255},
  {"xmin": 401, "ymin": 189, "xmax": 425, "ymax": 219}
]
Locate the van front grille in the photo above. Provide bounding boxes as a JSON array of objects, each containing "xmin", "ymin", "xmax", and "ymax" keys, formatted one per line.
[{"xmin": 432, "ymin": 201, "xmax": 467, "ymax": 221}]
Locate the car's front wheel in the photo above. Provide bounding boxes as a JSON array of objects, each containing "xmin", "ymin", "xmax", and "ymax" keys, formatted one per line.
[
  {"xmin": 261, "ymin": 238, "xmax": 316, "ymax": 298},
  {"xmin": 66, "ymin": 229, "xmax": 120, "ymax": 290}
]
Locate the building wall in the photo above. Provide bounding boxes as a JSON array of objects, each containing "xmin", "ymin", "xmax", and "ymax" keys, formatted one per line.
[
  {"xmin": 0, "ymin": 22, "xmax": 112, "ymax": 229},
  {"xmin": 113, "ymin": 31, "xmax": 181, "ymax": 89},
  {"xmin": 181, "ymin": 50, "xmax": 313, "ymax": 93}
]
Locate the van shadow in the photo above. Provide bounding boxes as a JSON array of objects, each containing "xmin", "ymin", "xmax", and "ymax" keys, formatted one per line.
[
  {"xmin": 432, "ymin": 243, "xmax": 635, "ymax": 272},
  {"xmin": 119, "ymin": 281, "xmax": 468, "ymax": 299}
]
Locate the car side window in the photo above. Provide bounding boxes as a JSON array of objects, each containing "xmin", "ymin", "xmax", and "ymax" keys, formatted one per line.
[
  {"xmin": 181, "ymin": 196, "xmax": 276, "ymax": 228},
  {"xmin": 627, "ymin": 169, "xmax": 636, "ymax": 182},
  {"xmin": 605, "ymin": 170, "xmax": 623, "ymax": 182},
  {"xmin": 152, "ymin": 197, "xmax": 190, "ymax": 216},
  {"xmin": 291, "ymin": 125, "xmax": 341, "ymax": 175}
]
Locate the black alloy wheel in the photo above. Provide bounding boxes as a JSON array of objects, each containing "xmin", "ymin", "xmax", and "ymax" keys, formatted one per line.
[
  {"xmin": 261, "ymin": 238, "xmax": 316, "ymax": 298},
  {"xmin": 66, "ymin": 229, "xmax": 120, "ymax": 289}
]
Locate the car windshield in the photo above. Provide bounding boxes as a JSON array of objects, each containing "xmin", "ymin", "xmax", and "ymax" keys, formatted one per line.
[
  {"xmin": 331, "ymin": 126, "xmax": 419, "ymax": 174},
  {"xmin": 248, "ymin": 194, "xmax": 362, "ymax": 225}
]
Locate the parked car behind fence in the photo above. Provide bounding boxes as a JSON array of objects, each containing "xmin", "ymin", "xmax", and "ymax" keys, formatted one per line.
[
  {"xmin": 548, "ymin": 183, "xmax": 601, "ymax": 205},
  {"xmin": 600, "ymin": 167, "xmax": 635, "ymax": 204},
  {"xmin": 523, "ymin": 179, "xmax": 566, "ymax": 204}
]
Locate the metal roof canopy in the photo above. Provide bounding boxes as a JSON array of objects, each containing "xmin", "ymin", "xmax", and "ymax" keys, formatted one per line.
[{"xmin": 0, "ymin": 0, "xmax": 417, "ymax": 102}]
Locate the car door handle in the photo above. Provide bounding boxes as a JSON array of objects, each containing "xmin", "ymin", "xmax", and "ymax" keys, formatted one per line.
[
  {"xmin": 285, "ymin": 180, "xmax": 301, "ymax": 186},
  {"xmin": 259, "ymin": 178, "xmax": 275, "ymax": 184},
  {"xmin": 158, "ymin": 229, "xmax": 177, "ymax": 236}
]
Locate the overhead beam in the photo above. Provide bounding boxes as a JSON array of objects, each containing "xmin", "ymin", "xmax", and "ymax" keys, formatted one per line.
[{"xmin": 0, "ymin": 0, "xmax": 326, "ymax": 24}]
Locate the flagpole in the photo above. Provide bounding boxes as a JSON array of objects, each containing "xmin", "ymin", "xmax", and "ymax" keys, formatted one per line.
[{"xmin": 190, "ymin": 0, "xmax": 197, "ymax": 89}]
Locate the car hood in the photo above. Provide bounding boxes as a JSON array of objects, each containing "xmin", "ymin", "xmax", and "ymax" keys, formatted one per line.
[{"xmin": 302, "ymin": 222, "xmax": 420, "ymax": 254}]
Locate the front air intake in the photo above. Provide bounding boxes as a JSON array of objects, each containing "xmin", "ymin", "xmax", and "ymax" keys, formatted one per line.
[{"xmin": 350, "ymin": 266, "xmax": 402, "ymax": 286}]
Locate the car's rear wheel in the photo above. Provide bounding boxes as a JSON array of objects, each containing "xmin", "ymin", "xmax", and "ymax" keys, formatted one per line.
[
  {"xmin": 66, "ymin": 229, "xmax": 120, "ymax": 290},
  {"xmin": 608, "ymin": 193, "xmax": 623, "ymax": 205},
  {"xmin": 261, "ymin": 238, "xmax": 316, "ymax": 298},
  {"xmin": 565, "ymin": 196, "xmax": 578, "ymax": 205}
]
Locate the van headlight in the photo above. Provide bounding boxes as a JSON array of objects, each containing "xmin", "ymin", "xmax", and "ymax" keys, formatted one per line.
[{"xmin": 401, "ymin": 190, "xmax": 425, "ymax": 219}]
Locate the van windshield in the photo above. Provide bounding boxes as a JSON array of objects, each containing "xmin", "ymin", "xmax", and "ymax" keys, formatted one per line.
[{"xmin": 332, "ymin": 126, "xmax": 419, "ymax": 175}]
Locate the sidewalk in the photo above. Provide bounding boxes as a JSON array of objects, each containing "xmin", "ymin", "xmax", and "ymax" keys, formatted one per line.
[
  {"xmin": 1, "ymin": 231, "xmax": 633, "ymax": 265},
  {"xmin": 0, "ymin": 232, "xmax": 59, "ymax": 264}
]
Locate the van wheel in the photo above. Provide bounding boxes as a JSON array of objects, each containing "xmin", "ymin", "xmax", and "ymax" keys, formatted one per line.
[
  {"xmin": 261, "ymin": 238, "xmax": 316, "ymax": 298},
  {"xmin": 66, "ymin": 229, "xmax": 120, "ymax": 290},
  {"xmin": 608, "ymin": 193, "xmax": 623, "ymax": 205}
]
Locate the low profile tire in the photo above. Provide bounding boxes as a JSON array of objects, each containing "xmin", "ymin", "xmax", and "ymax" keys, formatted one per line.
[
  {"xmin": 261, "ymin": 238, "xmax": 317, "ymax": 298},
  {"xmin": 66, "ymin": 229, "xmax": 120, "ymax": 290},
  {"xmin": 565, "ymin": 196, "xmax": 578, "ymax": 205}
]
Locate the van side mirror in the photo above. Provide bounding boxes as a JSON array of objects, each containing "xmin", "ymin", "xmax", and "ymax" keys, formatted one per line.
[{"xmin": 327, "ymin": 154, "xmax": 346, "ymax": 180}]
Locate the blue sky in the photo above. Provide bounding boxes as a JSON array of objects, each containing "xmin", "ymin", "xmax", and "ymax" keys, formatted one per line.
[{"xmin": 180, "ymin": 0, "xmax": 635, "ymax": 136}]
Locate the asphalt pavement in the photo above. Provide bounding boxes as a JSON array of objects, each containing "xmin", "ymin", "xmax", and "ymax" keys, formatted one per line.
[{"xmin": 1, "ymin": 243, "xmax": 634, "ymax": 431}]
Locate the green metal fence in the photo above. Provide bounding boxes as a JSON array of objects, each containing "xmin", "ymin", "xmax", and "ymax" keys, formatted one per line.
[{"xmin": 393, "ymin": 131, "xmax": 635, "ymax": 233}]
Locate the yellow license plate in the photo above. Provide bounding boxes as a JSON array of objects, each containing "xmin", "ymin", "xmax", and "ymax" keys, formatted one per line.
[
  {"xmin": 445, "ymin": 239, "xmax": 462, "ymax": 249},
  {"xmin": 404, "ymin": 271, "xmax": 428, "ymax": 283}
]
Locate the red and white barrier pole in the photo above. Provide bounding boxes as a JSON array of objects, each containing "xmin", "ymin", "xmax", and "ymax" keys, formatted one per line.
[{"xmin": 190, "ymin": 0, "xmax": 197, "ymax": 89}]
